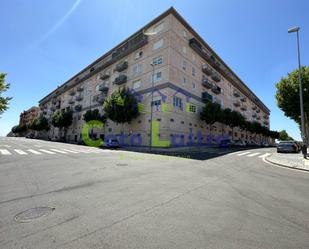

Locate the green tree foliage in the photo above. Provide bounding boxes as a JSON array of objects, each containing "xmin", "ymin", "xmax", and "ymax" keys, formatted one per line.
[
  {"xmin": 52, "ymin": 110, "xmax": 73, "ymax": 129},
  {"xmin": 11, "ymin": 124, "xmax": 27, "ymax": 134},
  {"xmin": 103, "ymin": 87, "xmax": 139, "ymax": 124},
  {"xmin": 275, "ymin": 66, "xmax": 309, "ymax": 138},
  {"xmin": 83, "ymin": 109, "xmax": 107, "ymax": 123},
  {"xmin": 200, "ymin": 102, "xmax": 222, "ymax": 130},
  {"xmin": 30, "ymin": 115, "xmax": 49, "ymax": 131},
  {"xmin": 278, "ymin": 130, "xmax": 294, "ymax": 141},
  {"xmin": 0, "ymin": 73, "xmax": 12, "ymax": 116}
]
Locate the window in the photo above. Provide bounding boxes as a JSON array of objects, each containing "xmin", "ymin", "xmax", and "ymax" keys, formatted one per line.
[
  {"xmin": 152, "ymin": 72, "xmax": 162, "ymax": 83},
  {"xmin": 192, "ymin": 54, "xmax": 196, "ymax": 62},
  {"xmin": 153, "ymin": 56, "xmax": 163, "ymax": 66},
  {"xmin": 188, "ymin": 104, "xmax": 197, "ymax": 113},
  {"xmin": 192, "ymin": 82, "xmax": 196, "ymax": 90},
  {"xmin": 132, "ymin": 79, "xmax": 141, "ymax": 89},
  {"xmin": 151, "ymin": 96, "xmax": 161, "ymax": 108},
  {"xmin": 182, "ymin": 60, "xmax": 187, "ymax": 71},
  {"xmin": 183, "ymin": 30, "xmax": 187, "ymax": 38},
  {"xmin": 192, "ymin": 67, "xmax": 196, "ymax": 76},
  {"xmin": 134, "ymin": 50, "xmax": 143, "ymax": 60},
  {"xmin": 182, "ymin": 46, "xmax": 187, "ymax": 54},
  {"xmin": 153, "ymin": 22, "xmax": 164, "ymax": 33},
  {"xmin": 173, "ymin": 96, "xmax": 182, "ymax": 109},
  {"xmin": 133, "ymin": 64, "xmax": 142, "ymax": 74},
  {"xmin": 153, "ymin": 38, "xmax": 164, "ymax": 50},
  {"xmin": 182, "ymin": 77, "xmax": 186, "ymax": 85}
]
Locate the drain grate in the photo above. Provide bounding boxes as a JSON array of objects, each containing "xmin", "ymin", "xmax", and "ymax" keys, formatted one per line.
[{"xmin": 14, "ymin": 207, "xmax": 55, "ymax": 223}]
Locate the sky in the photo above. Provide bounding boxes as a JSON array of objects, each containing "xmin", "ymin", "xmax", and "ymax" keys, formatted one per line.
[{"xmin": 0, "ymin": 0, "xmax": 308, "ymax": 139}]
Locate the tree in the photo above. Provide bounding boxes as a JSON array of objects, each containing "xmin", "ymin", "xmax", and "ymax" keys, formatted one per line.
[
  {"xmin": 11, "ymin": 124, "xmax": 27, "ymax": 134},
  {"xmin": 30, "ymin": 115, "xmax": 49, "ymax": 131},
  {"xmin": 275, "ymin": 66, "xmax": 309, "ymax": 140},
  {"xmin": 103, "ymin": 87, "xmax": 139, "ymax": 132},
  {"xmin": 278, "ymin": 130, "xmax": 294, "ymax": 141},
  {"xmin": 0, "ymin": 73, "xmax": 12, "ymax": 117},
  {"xmin": 83, "ymin": 109, "xmax": 106, "ymax": 123},
  {"xmin": 52, "ymin": 110, "xmax": 73, "ymax": 140},
  {"xmin": 200, "ymin": 102, "xmax": 222, "ymax": 138}
]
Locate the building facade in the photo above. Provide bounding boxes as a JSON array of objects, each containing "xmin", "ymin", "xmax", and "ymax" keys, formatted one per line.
[
  {"xmin": 38, "ymin": 7, "xmax": 270, "ymax": 146},
  {"xmin": 19, "ymin": 106, "xmax": 39, "ymax": 127}
]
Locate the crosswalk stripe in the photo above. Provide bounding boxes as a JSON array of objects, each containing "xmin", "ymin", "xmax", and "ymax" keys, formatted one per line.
[
  {"xmin": 237, "ymin": 152, "xmax": 251, "ymax": 156},
  {"xmin": 0, "ymin": 149, "xmax": 11, "ymax": 155},
  {"xmin": 259, "ymin": 153, "xmax": 270, "ymax": 158},
  {"xmin": 61, "ymin": 149, "xmax": 79, "ymax": 154},
  {"xmin": 28, "ymin": 149, "xmax": 42, "ymax": 155},
  {"xmin": 247, "ymin": 152, "xmax": 261, "ymax": 157},
  {"xmin": 39, "ymin": 149, "xmax": 56, "ymax": 154},
  {"xmin": 14, "ymin": 149, "xmax": 27, "ymax": 155},
  {"xmin": 50, "ymin": 149, "xmax": 68, "ymax": 154}
]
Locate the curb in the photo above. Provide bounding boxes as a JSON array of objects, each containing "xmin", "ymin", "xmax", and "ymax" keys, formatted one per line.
[{"xmin": 265, "ymin": 154, "xmax": 309, "ymax": 173}]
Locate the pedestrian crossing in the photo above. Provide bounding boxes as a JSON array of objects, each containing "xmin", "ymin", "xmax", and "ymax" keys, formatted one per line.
[
  {"xmin": 0, "ymin": 147, "xmax": 108, "ymax": 156},
  {"xmin": 229, "ymin": 151, "xmax": 270, "ymax": 159}
]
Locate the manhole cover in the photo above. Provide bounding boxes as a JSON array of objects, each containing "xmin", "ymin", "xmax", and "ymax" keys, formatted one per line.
[
  {"xmin": 14, "ymin": 207, "xmax": 55, "ymax": 223},
  {"xmin": 116, "ymin": 163, "xmax": 128, "ymax": 167}
]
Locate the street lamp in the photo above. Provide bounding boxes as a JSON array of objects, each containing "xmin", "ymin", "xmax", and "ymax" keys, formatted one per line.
[
  {"xmin": 149, "ymin": 63, "xmax": 155, "ymax": 151},
  {"xmin": 288, "ymin": 26, "xmax": 306, "ymax": 144}
]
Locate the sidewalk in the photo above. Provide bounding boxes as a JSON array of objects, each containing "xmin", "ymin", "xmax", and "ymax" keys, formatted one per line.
[{"xmin": 265, "ymin": 152, "xmax": 309, "ymax": 172}]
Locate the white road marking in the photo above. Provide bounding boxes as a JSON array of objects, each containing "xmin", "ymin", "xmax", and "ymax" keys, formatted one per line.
[
  {"xmin": 259, "ymin": 153, "xmax": 271, "ymax": 158},
  {"xmin": 247, "ymin": 152, "xmax": 261, "ymax": 157},
  {"xmin": 28, "ymin": 149, "xmax": 42, "ymax": 155},
  {"xmin": 0, "ymin": 149, "xmax": 11, "ymax": 155},
  {"xmin": 39, "ymin": 149, "xmax": 56, "ymax": 154},
  {"xmin": 3, "ymin": 145, "xmax": 11, "ymax": 148},
  {"xmin": 50, "ymin": 149, "xmax": 68, "ymax": 154},
  {"xmin": 237, "ymin": 152, "xmax": 251, "ymax": 156},
  {"xmin": 61, "ymin": 149, "xmax": 79, "ymax": 154},
  {"xmin": 14, "ymin": 149, "xmax": 27, "ymax": 155}
]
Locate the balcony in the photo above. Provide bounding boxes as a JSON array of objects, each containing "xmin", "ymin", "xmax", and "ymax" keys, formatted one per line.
[
  {"xmin": 189, "ymin": 38, "xmax": 203, "ymax": 50},
  {"xmin": 211, "ymin": 85, "xmax": 221, "ymax": 94},
  {"xmin": 113, "ymin": 74, "xmax": 127, "ymax": 85},
  {"xmin": 202, "ymin": 91, "xmax": 213, "ymax": 103},
  {"xmin": 233, "ymin": 101, "xmax": 240, "ymax": 107},
  {"xmin": 93, "ymin": 93, "xmax": 106, "ymax": 104},
  {"xmin": 74, "ymin": 105, "xmax": 82, "ymax": 112},
  {"xmin": 256, "ymin": 109, "xmax": 260, "ymax": 113},
  {"xmin": 75, "ymin": 95, "xmax": 83, "ymax": 101},
  {"xmin": 240, "ymin": 97, "xmax": 247, "ymax": 102},
  {"xmin": 252, "ymin": 113, "xmax": 257, "ymax": 118},
  {"xmin": 240, "ymin": 105, "xmax": 247, "ymax": 111},
  {"xmin": 76, "ymin": 86, "xmax": 84, "ymax": 92},
  {"xmin": 233, "ymin": 90, "xmax": 240, "ymax": 97},
  {"xmin": 252, "ymin": 106, "xmax": 257, "ymax": 110},
  {"xmin": 211, "ymin": 72, "xmax": 221, "ymax": 82},
  {"xmin": 69, "ymin": 91, "xmax": 76, "ymax": 96},
  {"xmin": 263, "ymin": 121, "xmax": 269, "ymax": 125},
  {"xmin": 202, "ymin": 64, "xmax": 213, "ymax": 76},
  {"xmin": 202, "ymin": 77, "xmax": 213, "ymax": 89},
  {"xmin": 99, "ymin": 85, "xmax": 109, "ymax": 92},
  {"xmin": 115, "ymin": 61, "xmax": 128, "ymax": 72},
  {"xmin": 100, "ymin": 72, "xmax": 110, "ymax": 80},
  {"xmin": 68, "ymin": 99, "xmax": 75, "ymax": 105},
  {"xmin": 257, "ymin": 116, "xmax": 261, "ymax": 120},
  {"xmin": 263, "ymin": 115, "xmax": 268, "ymax": 119}
]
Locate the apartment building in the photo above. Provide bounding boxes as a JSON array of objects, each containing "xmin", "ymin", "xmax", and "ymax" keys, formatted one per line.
[
  {"xmin": 38, "ymin": 7, "xmax": 270, "ymax": 146},
  {"xmin": 19, "ymin": 106, "xmax": 39, "ymax": 127}
]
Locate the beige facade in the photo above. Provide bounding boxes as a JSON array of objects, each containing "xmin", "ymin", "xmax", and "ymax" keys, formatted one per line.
[{"xmin": 38, "ymin": 7, "xmax": 270, "ymax": 146}]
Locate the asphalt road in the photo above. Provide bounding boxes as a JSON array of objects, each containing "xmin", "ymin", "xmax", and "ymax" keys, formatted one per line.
[{"xmin": 0, "ymin": 137, "xmax": 309, "ymax": 249}]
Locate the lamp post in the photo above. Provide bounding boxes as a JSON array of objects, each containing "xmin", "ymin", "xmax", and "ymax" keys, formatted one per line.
[
  {"xmin": 149, "ymin": 63, "xmax": 155, "ymax": 151},
  {"xmin": 288, "ymin": 26, "xmax": 306, "ymax": 144}
]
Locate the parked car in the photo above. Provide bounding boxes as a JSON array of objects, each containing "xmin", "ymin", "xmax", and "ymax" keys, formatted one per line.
[
  {"xmin": 233, "ymin": 139, "xmax": 246, "ymax": 147},
  {"xmin": 104, "ymin": 138, "xmax": 120, "ymax": 148},
  {"xmin": 219, "ymin": 139, "xmax": 232, "ymax": 148},
  {"xmin": 25, "ymin": 134, "xmax": 35, "ymax": 139},
  {"xmin": 277, "ymin": 141, "xmax": 299, "ymax": 153}
]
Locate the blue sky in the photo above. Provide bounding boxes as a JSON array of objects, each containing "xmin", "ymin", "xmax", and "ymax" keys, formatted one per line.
[{"xmin": 0, "ymin": 0, "xmax": 308, "ymax": 139}]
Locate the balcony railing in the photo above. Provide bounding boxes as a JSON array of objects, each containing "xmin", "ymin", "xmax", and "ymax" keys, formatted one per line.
[
  {"xmin": 240, "ymin": 105, "xmax": 247, "ymax": 111},
  {"xmin": 263, "ymin": 121, "xmax": 269, "ymax": 125},
  {"xmin": 113, "ymin": 74, "xmax": 127, "ymax": 85},
  {"xmin": 252, "ymin": 106, "xmax": 257, "ymax": 110},
  {"xmin": 99, "ymin": 85, "xmax": 109, "ymax": 92},
  {"xmin": 100, "ymin": 72, "xmax": 110, "ymax": 80},
  {"xmin": 69, "ymin": 99, "xmax": 75, "ymax": 105},
  {"xmin": 202, "ymin": 91, "xmax": 213, "ymax": 103},
  {"xmin": 69, "ymin": 91, "xmax": 75, "ymax": 96},
  {"xmin": 75, "ymin": 95, "xmax": 83, "ymax": 101},
  {"xmin": 74, "ymin": 105, "xmax": 82, "ymax": 112},
  {"xmin": 263, "ymin": 115, "xmax": 268, "ymax": 119},
  {"xmin": 202, "ymin": 64, "xmax": 213, "ymax": 76},
  {"xmin": 257, "ymin": 116, "xmax": 261, "ymax": 120},
  {"xmin": 211, "ymin": 72, "xmax": 221, "ymax": 82},
  {"xmin": 252, "ymin": 113, "xmax": 257, "ymax": 118},
  {"xmin": 76, "ymin": 86, "xmax": 84, "ymax": 92},
  {"xmin": 233, "ymin": 101, "xmax": 241, "ymax": 107},
  {"xmin": 115, "ymin": 61, "xmax": 128, "ymax": 72},
  {"xmin": 233, "ymin": 90, "xmax": 240, "ymax": 97},
  {"xmin": 202, "ymin": 77, "xmax": 213, "ymax": 89},
  {"xmin": 240, "ymin": 97, "xmax": 247, "ymax": 102},
  {"xmin": 93, "ymin": 93, "xmax": 106, "ymax": 104},
  {"xmin": 211, "ymin": 85, "xmax": 221, "ymax": 94},
  {"xmin": 256, "ymin": 109, "xmax": 260, "ymax": 113}
]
